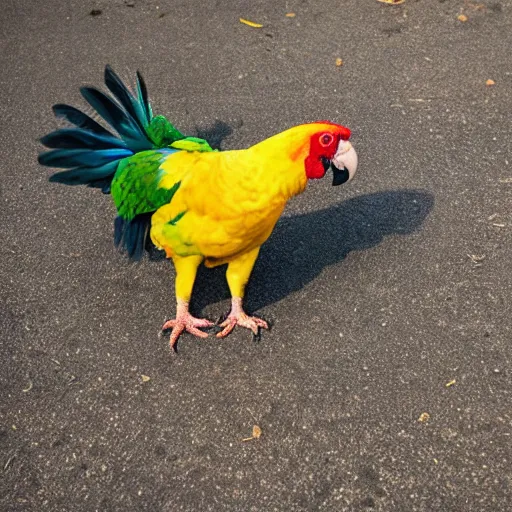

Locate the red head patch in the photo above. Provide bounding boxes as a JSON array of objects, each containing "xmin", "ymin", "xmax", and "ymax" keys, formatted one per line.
[{"xmin": 305, "ymin": 123, "xmax": 351, "ymax": 179}]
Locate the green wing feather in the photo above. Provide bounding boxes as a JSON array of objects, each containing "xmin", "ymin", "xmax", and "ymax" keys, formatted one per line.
[
  {"xmin": 111, "ymin": 150, "xmax": 181, "ymax": 221},
  {"xmin": 170, "ymin": 137, "xmax": 216, "ymax": 152},
  {"xmin": 146, "ymin": 117, "xmax": 216, "ymax": 152},
  {"xmin": 146, "ymin": 115, "xmax": 185, "ymax": 147},
  {"xmin": 111, "ymin": 137, "xmax": 215, "ymax": 218}
]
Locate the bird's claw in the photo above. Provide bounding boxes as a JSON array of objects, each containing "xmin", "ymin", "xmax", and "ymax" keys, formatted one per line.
[
  {"xmin": 162, "ymin": 315, "xmax": 213, "ymax": 351},
  {"xmin": 216, "ymin": 313, "xmax": 269, "ymax": 338}
]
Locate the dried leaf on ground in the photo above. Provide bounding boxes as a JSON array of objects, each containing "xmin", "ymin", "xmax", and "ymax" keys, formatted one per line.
[
  {"xmin": 242, "ymin": 425, "xmax": 262, "ymax": 441},
  {"xmin": 286, "ymin": 13, "xmax": 296, "ymax": 18},
  {"xmin": 486, "ymin": 79, "xmax": 496, "ymax": 86},
  {"xmin": 336, "ymin": 58, "xmax": 343, "ymax": 67},
  {"xmin": 418, "ymin": 412, "xmax": 430, "ymax": 423},
  {"xmin": 240, "ymin": 18, "xmax": 263, "ymax": 28},
  {"xmin": 141, "ymin": 375, "xmax": 151, "ymax": 382},
  {"xmin": 468, "ymin": 254, "xmax": 485, "ymax": 264},
  {"xmin": 377, "ymin": 0, "xmax": 405, "ymax": 4},
  {"xmin": 22, "ymin": 380, "xmax": 33, "ymax": 392},
  {"xmin": 458, "ymin": 14, "xmax": 469, "ymax": 22},
  {"xmin": 445, "ymin": 379, "xmax": 457, "ymax": 387},
  {"xmin": 465, "ymin": 0, "xmax": 485, "ymax": 10}
]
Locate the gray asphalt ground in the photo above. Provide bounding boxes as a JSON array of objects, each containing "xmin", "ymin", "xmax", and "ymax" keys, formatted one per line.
[{"xmin": 1, "ymin": 0, "xmax": 511, "ymax": 510}]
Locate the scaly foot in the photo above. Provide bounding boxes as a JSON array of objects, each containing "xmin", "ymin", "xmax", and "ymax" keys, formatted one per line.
[
  {"xmin": 162, "ymin": 300, "xmax": 213, "ymax": 350},
  {"xmin": 217, "ymin": 297, "xmax": 269, "ymax": 338}
]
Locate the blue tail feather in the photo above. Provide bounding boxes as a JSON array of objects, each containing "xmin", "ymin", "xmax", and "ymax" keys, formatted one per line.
[
  {"xmin": 39, "ymin": 148, "xmax": 133, "ymax": 168},
  {"xmin": 114, "ymin": 214, "xmax": 152, "ymax": 261},
  {"xmin": 41, "ymin": 68, "xmax": 155, "ymax": 194},
  {"xmin": 136, "ymin": 71, "xmax": 152, "ymax": 125},
  {"xmin": 80, "ymin": 86, "xmax": 152, "ymax": 151},
  {"xmin": 52, "ymin": 104, "xmax": 114, "ymax": 136},
  {"xmin": 40, "ymin": 128, "xmax": 127, "ymax": 150},
  {"xmin": 104, "ymin": 65, "xmax": 148, "ymax": 133},
  {"xmin": 48, "ymin": 161, "xmax": 120, "ymax": 186}
]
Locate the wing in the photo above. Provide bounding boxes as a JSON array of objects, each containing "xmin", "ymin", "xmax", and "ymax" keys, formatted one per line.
[
  {"xmin": 110, "ymin": 148, "xmax": 192, "ymax": 259},
  {"xmin": 111, "ymin": 149, "xmax": 182, "ymax": 221}
]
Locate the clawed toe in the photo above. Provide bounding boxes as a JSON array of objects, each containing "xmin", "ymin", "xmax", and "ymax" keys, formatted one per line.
[
  {"xmin": 216, "ymin": 313, "xmax": 269, "ymax": 338},
  {"xmin": 162, "ymin": 297, "xmax": 268, "ymax": 349},
  {"xmin": 162, "ymin": 313, "xmax": 213, "ymax": 350},
  {"xmin": 162, "ymin": 317, "xmax": 212, "ymax": 331}
]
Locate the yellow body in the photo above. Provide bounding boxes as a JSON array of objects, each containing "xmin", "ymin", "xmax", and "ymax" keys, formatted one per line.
[{"xmin": 149, "ymin": 123, "xmax": 334, "ymax": 301}]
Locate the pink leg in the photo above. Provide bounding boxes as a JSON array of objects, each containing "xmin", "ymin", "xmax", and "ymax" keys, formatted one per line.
[
  {"xmin": 217, "ymin": 297, "xmax": 269, "ymax": 338},
  {"xmin": 162, "ymin": 300, "xmax": 213, "ymax": 350}
]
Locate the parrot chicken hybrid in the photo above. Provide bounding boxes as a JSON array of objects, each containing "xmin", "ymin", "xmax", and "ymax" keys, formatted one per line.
[{"xmin": 39, "ymin": 66, "xmax": 358, "ymax": 350}]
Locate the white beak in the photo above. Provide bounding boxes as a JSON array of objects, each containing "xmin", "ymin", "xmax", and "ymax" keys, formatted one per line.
[{"xmin": 332, "ymin": 140, "xmax": 358, "ymax": 182}]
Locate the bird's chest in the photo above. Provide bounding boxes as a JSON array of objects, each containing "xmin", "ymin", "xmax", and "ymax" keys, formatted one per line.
[{"xmin": 199, "ymin": 202, "xmax": 285, "ymax": 259}]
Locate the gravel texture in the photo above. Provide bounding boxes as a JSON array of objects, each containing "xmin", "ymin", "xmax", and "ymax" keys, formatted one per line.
[{"xmin": 1, "ymin": 1, "xmax": 511, "ymax": 511}]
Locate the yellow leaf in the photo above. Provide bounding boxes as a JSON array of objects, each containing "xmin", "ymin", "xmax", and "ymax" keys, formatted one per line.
[
  {"xmin": 286, "ymin": 13, "xmax": 296, "ymax": 17},
  {"xmin": 377, "ymin": 0, "xmax": 406, "ymax": 4},
  {"xmin": 458, "ymin": 14, "xmax": 468, "ymax": 22},
  {"xmin": 240, "ymin": 18, "xmax": 263, "ymax": 28},
  {"xmin": 141, "ymin": 375, "xmax": 151, "ymax": 382},
  {"xmin": 486, "ymin": 79, "xmax": 496, "ymax": 86},
  {"xmin": 335, "ymin": 58, "xmax": 343, "ymax": 67},
  {"xmin": 445, "ymin": 379, "xmax": 456, "ymax": 387}
]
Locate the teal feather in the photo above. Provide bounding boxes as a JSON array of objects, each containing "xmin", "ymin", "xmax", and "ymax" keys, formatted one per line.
[
  {"xmin": 136, "ymin": 71, "xmax": 152, "ymax": 124},
  {"xmin": 52, "ymin": 104, "xmax": 114, "ymax": 136},
  {"xmin": 104, "ymin": 65, "xmax": 149, "ymax": 131},
  {"xmin": 48, "ymin": 161, "xmax": 120, "ymax": 186},
  {"xmin": 40, "ymin": 128, "xmax": 127, "ymax": 150},
  {"xmin": 80, "ymin": 87, "xmax": 152, "ymax": 151},
  {"xmin": 39, "ymin": 148, "xmax": 132, "ymax": 168}
]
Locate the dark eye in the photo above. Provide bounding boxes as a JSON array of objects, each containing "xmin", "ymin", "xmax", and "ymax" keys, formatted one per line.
[{"xmin": 319, "ymin": 133, "xmax": 333, "ymax": 146}]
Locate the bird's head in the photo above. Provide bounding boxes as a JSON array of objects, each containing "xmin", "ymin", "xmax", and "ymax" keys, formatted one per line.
[
  {"xmin": 249, "ymin": 121, "xmax": 358, "ymax": 194},
  {"xmin": 302, "ymin": 122, "xmax": 358, "ymax": 186}
]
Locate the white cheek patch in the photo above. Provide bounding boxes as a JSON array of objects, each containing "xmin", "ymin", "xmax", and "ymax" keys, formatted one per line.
[{"xmin": 332, "ymin": 140, "xmax": 358, "ymax": 181}]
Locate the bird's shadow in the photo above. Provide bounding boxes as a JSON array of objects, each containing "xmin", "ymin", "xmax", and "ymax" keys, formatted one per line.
[
  {"xmin": 187, "ymin": 189, "xmax": 434, "ymax": 313},
  {"xmin": 195, "ymin": 120, "xmax": 236, "ymax": 150}
]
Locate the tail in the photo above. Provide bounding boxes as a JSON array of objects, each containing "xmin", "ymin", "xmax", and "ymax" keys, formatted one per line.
[{"xmin": 38, "ymin": 65, "xmax": 186, "ymax": 194}]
